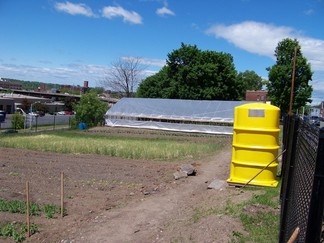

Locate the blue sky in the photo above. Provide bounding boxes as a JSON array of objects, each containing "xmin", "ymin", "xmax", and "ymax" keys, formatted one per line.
[{"xmin": 0, "ymin": 0, "xmax": 323, "ymax": 104}]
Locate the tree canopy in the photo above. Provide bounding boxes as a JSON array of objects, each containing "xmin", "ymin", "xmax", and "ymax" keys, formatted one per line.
[
  {"xmin": 237, "ymin": 70, "xmax": 263, "ymax": 99},
  {"xmin": 73, "ymin": 92, "xmax": 108, "ymax": 127},
  {"xmin": 136, "ymin": 43, "xmax": 241, "ymax": 100},
  {"xmin": 266, "ymin": 38, "xmax": 313, "ymax": 113}
]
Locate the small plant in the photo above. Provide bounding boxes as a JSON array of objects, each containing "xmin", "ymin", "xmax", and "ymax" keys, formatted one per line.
[
  {"xmin": 43, "ymin": 204, "xmax": 59, "ymax": 219},
  {"xmin": 0, "ymin": 198, "xmax": 61, "ymax": 218},
  {"xmin": 0, "ymin": 222, "xmax": 38, "ymax": 242}
]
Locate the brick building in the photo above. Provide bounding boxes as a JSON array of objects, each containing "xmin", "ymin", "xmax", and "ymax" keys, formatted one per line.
[
  {"xmin": 245, "ymin": 90, "xmax": 269, "ymax": 102},
  {"xmin": 0, "ymin": 80, "xmax": 22, "ymax": 90}
]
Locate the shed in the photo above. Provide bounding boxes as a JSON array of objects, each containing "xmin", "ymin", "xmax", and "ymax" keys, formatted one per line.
[{"xmin": 105, "ymin": 98, "xmax": 250, "ymax": 135}]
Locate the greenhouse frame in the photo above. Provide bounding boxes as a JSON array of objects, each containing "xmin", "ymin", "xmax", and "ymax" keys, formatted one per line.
[{"xmin": 105, "ymin": 98, "xmax": 250, "ymax": 135}]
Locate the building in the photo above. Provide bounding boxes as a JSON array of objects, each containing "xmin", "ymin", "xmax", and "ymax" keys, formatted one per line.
[
  {"xmin": 320, "ymin": 101, "xmax": 324, "ymax": 118},
  {"xmin": 0, "ymin": 80, "xmax": 22, "ymax": 90},
  {"xmin": 0, "ymin": 93, "xmax": 51, "ymax": 114},
  {"xmin": 246, "ymin": 90, "xmax": 268, "ymax": 102}
]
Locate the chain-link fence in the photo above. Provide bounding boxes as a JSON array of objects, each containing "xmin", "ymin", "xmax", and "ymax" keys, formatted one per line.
[{"xmin": 279, "ymin": 114, "xmax": 324, "ymax": 242}]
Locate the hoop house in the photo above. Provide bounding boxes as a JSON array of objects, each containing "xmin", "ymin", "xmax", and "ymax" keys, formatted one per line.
[{"xmin": 105, "ymin": 98, "xmax": 250, "ymax": 135}]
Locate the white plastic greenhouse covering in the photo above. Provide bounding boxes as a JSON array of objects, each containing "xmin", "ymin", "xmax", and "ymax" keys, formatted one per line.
[{"xmin": 105, "ymin": 98, "xmax": 250, "ymax": 135}]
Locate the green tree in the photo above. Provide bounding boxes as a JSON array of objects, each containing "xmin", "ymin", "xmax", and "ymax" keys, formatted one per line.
[
  {"xmin": 266, "ymin": 38, "xmax": 313, "ymax": 113},
  {"xmin": 237, "ymin": 70, "xmax": 263, "ymax": 100},
  {"xmin": 73, "ymin": 92, "xmax": 108, "ymax": 127},
  {"xmin": 33, "ymin": 103, "xmax": 49, "ymax": 114},
  {"xmin": 136, "ymin": 67, "xmax": 172, "ymax": 98},
  {"xmin": 91, "ymin": 87, "xmax": 105, "ymax": 95},
  {"xmin": 20, "ymin": 98, "xmax": 30, "ymax": 113},
  {"xmin": 137, "ymin": 43, "xmax": 240, "ymax": 100},
  {"xmin": 64, "ymin": 96, "xmax": 77, "ymax": 112},
  {"xmin": 11, "ymin": 112, "xmax": 25, "ymax": 130}
]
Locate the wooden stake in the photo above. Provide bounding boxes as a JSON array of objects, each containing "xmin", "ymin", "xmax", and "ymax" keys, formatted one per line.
[
  {"xmin": 289, "ymin": 47, "xmax": 297, "ymax": 115},
  {"xmin": 288, "ymin": 227, "xmax": 300, "ymax": 243},
  {"xmin": 61, "ymin": 172, "xmax": 64, "ymax": 218},
  {"xmin": 26, "ymin": 181, "xmax": 30, "ymax": 238}
]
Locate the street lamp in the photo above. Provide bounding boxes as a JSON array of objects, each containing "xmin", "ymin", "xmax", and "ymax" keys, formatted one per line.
[{"xmin": 29, "ymin": 102, "xmax": 40, "ymax": 129}]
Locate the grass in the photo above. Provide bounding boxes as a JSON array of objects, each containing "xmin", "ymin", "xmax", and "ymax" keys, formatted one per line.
[
  {"xmin": 192, "ymin": 185, "xmax": 280, "ymax": 243},
  {"xmin": 0, "ymin": 131, "xmax": 223, "ymax": 161}
]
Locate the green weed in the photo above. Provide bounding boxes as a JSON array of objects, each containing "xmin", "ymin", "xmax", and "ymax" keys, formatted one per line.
[
  {"xmin": 0, "ymin": 222, "xmax": 38, "ymax": 242},
  {"xmin": 191, "ymin": 185, "xmax": 280, "ymax": 242},
  {"xmin": 0, "ymin": 198, "xmax": 62, "ymax": 218}
]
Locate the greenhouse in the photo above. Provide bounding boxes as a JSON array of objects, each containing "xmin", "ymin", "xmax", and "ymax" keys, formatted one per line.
[{"xmin": 105, "ymin": 98, "xmax": 250, "ymax": 135}]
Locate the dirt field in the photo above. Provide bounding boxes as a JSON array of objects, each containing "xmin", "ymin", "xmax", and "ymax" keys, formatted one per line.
[{"xmin": 0, "ymin": 128, "xmax": 256, "ymax": 242}]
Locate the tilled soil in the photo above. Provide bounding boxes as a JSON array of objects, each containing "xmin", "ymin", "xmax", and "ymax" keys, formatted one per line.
[{"xmin": 0, "ymin": 129, "xmax": 254, "ymax": 242}]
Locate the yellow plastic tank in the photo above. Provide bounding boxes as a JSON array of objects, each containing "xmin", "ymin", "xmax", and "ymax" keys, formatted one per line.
[{"xmin": 227, "ymin": 103, "xmax": 280, "ymax": 187}]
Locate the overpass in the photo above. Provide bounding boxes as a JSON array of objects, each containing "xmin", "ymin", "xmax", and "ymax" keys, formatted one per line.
[{"xmin": 0, "ymin": 87, "xmax": 118, "ymax": 104}]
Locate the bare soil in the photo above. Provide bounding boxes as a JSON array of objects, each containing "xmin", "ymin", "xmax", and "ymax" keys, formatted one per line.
[{"xmin": 0, "ymin": 128, "xmax": 256, "ymax": 243}]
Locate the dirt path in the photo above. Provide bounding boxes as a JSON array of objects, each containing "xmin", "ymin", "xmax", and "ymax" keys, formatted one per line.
[{"xmin": 63, "ymin": 146, "xmax": 247, "ymax": 243}]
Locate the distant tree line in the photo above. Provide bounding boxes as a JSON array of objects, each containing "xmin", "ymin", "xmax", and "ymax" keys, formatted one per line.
[{"xmin": 2, "ymin": 78, "xmax": 58, "ymax": 91}]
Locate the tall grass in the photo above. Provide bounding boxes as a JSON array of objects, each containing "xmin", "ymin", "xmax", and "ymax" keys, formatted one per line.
[{"xmin": 0, "ymin": 132, "xmax": 223, "ymax": 161}]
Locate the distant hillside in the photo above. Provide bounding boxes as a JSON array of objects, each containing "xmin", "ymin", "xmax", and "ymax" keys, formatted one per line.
[{"xmin": 1, "ymin": 78, "xmax": 60, "ymax": 90}]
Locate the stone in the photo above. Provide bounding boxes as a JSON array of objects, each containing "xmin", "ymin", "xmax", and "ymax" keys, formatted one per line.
[
  {"xmin": 207, "ymin": 179, "xmax": 226, "ymax": 190},
  {"xmin": 180, "ymin": 164, "xmax": 196, "ymax": 176},
  {"xmin": 173, "ymin": 171, "xmax": 188, "ymax": 180}
]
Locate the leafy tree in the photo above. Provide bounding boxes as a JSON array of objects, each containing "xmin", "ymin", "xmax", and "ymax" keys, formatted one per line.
[
  {"xmin": 11, "ymin": 112, "xmax": 25, "ymax": 130},
  {"xmin": 136, "ymin": 67, "xmax": 172, "ymax": 98},
  {"xmin": 33, "ymin": 103, "xmax": 49, "ymax": 114},
  {"xmin": 91, "ymin": 87, "xmax": 105, "ymax": 95},
  {"xmin": 64, "ymin": 96, "xmax": 77, "ymax": 112},
  {"xmin": 73, "ymin": 92, "xmax": 108, "ymax": 127},
  {"xmin": 266, "ymin": 38, "xmax": 313, "ymax": 113},
  {"xmin": 137, "ymin": 43, "xmax": 240, "ymax": 100},
  {"xmin": 20, "ymin": 98, "xmax": 30, "ymax": 113},
  {"xmin": 102, "ymin": 57, "xmax": 146, "ymax": 97},
  {"xmin": 237, "ymin": 70, "xmax": 263, "ymax": 100}
]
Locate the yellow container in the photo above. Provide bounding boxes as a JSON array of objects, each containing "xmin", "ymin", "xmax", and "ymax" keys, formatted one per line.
[{"xmin": 227, "ymin": 103, "xmax": 280, "ymax": 187}]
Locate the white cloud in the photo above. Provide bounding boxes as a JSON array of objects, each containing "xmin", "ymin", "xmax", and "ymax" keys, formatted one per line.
[
  {"xmin": 304, "ymin": 9, "xmax": 314, "ymax": 15},
  {"xmin": 54, "ymin": 1, "xmax": 95, "ymax": 17},
  {"xmin": 102, "ymin": 6, "xmax": 142, "ymax": 24},
  {"xmin": 156, "ymin": 6, "xmax": 175, "ymax": 16},
  {"xmin": 205, "ymin": 21, "xmax": 324, "ymax": 71},
  {"xmin": 0, "ymin": 63, "xmax": 106, "ymax": 85},
  {"xmin": 0, "ymin": 58, "xmax": 162, "ymax": 86},
  {"xmin": 137, "ymin": 57, "xmax": 166, "ymax": 67}
]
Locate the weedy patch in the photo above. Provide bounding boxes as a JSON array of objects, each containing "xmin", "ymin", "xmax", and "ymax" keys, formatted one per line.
[
  {"xmin": 191, "ymin": 186, "xmax": 280, "ymax": 243},
  {"xmin": 0, "ymin": 221, "xmax": 38, "ymax": 243},
  {"xmin": 0, "ymin": 198, "xmax": 63, "ymax": 218}
]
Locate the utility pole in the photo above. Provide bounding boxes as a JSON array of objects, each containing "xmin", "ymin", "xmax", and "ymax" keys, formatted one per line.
[{"xmin": 289, "ymin": 47, "xmax": 297, "ymax": 115}]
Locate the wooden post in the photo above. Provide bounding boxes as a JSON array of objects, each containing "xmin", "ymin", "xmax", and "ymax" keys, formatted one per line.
[
  {"xmin": 289, "ymin": 47, "xmax": 297, "ymax": 115},
  {"xmin": 288, "ymin": 227, "xmax": 300, "ymax": 243},
  {"xmin": 61, "ymin": 172, "xmax": 64, "ymax": 217},
  {"xmin": 26, "ymin": 181, "xmax": 30, "ymax": 238}
]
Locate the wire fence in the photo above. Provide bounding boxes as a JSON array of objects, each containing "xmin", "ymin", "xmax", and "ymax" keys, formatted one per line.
[
  {"xmin": 279, "ymin": 114, "xmax": 324, "ymax": 242},
  {"xmin": 0, "ymin": 114, "xmax": 73, "ymax": 132}
]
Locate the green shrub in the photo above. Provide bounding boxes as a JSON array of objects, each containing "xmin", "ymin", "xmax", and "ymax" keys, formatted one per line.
[{"xmin": 11, "ymin": 112, "xmax": 25, "ymax": 130}]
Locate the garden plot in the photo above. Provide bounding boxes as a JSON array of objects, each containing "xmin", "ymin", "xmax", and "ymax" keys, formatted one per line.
[{"xmin": 0, "ymin": 128, "xmax": 275, "ymax": 242}]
